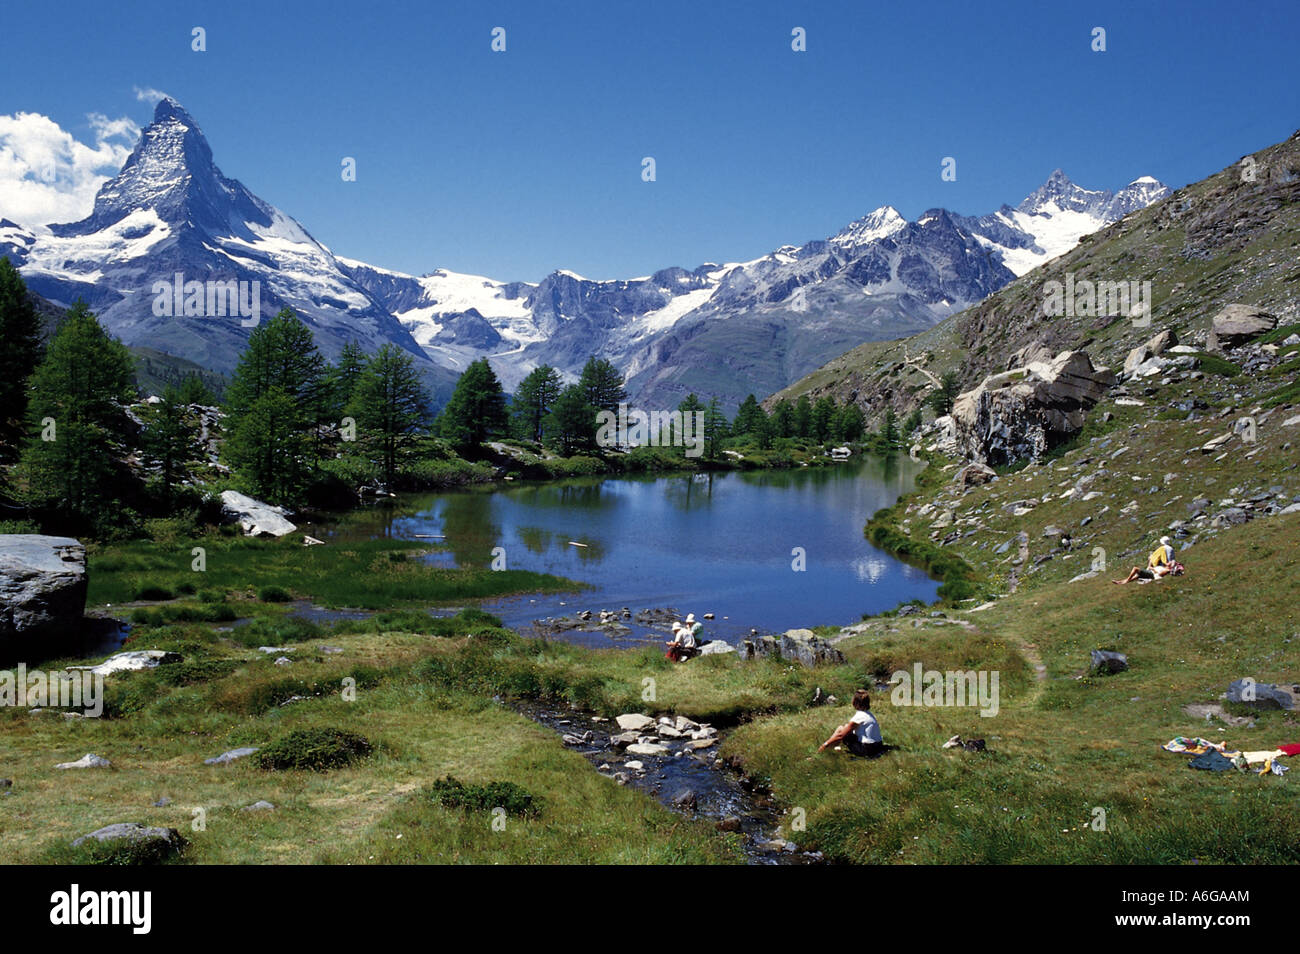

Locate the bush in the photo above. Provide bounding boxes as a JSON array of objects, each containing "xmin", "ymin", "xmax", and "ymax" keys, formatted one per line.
[
  {"xmin": 0, "ymin": 519, "xmax": 40, "ymax": 534},
  {"xmin": 426, "ymin": 776, "xmax": 541, "ymax": 817},
  {"xmin": 257, "ymin": 728, "xmax": 373, "ymax": 771},
  {"xmin": 258, "ymin": 585, "xmax": 293, "ymax": 603},
  {"xmin": 129, "ymin": 603, "xmax": 237, "ymax": 625},
  {"xmin": 133, "ymin": 583, "xmax": 175, "ymax": 601},
  {"xmin": 228, "ymin": 615, "xmax": 322, "ymax": 647}
]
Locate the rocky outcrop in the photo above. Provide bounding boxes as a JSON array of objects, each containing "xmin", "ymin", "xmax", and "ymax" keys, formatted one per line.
[
  {"xmin": 738, "ymin": 628, "xmax": 846, "ymax": 667},
  {"xmin": 219, "ymin": 491, "xmax": 297, "ymax": 537},
  {"xmin": 0, "ymin": 535, "xmax": 87, "ymax": 656},
  {"xmin": 950, "ymin": 350, "xmax": 1115, "ymax": 465},
  {"xmin": 68, "ymin": 650, "xmax": 182, "ymax": 677},
  {"xmin": 1206, "ymin": 305, "xmax": 1276, "ymax": 352},
  {"xmin": 1123, "ymin": 329, "xmax": 1177, "ymax": 375}
]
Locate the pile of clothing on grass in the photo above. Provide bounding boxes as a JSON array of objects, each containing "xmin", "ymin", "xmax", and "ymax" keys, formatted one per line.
[{"xmin": 1162, "ymin": 737, "xmax": 1300, "ymax": 777}]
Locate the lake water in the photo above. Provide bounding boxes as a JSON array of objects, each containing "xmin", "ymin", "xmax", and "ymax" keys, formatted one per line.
[{"xmin": 327, "ymin": 455, "xmax": 937, "ymax": 648}]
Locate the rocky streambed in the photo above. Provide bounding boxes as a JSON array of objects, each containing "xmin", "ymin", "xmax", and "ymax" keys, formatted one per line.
[{"xmin": 514, "ymin": 700, "xmax": 824, "ymax": 865}]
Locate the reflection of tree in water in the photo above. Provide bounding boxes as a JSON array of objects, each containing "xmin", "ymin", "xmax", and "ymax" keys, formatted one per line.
[
  {"xmin": 507, "ymin": 481, "xmax": 609, "ymax": 513},
  {"xmin": 437, "ymin": 493, "xmax": 500, "ymax": 568},
  {"xmin": 662, "ymin": 472, "xmax": 716, "ymax": 511},
  {"xmin": 517, "ymin": 525, "xmax": 552, "ymax": 555}
]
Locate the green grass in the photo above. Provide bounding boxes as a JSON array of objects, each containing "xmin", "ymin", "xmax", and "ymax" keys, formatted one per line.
[{"xmin": 87, "ymin": 532, "xmax": 578, "ymax": 610}]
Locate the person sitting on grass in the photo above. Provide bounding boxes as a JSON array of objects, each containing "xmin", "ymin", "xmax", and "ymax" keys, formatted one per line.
[
  {"xmin": 1113, "ymin": 535, "xmax": 1182, "ymax": 584},
  {"xmin": 818, "ymin": 689, "xmax": 884, "ymax": 757},
  {"xmin": 665, "ymin": 621, "xmax": 698, "ymax": 662}
]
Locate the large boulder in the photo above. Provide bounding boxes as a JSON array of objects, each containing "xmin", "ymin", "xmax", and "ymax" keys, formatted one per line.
[
  {"xmin": 1206, "ymin": 305, "xmax": 1277, "ymax": 352},
  {"xmin": 1225, "ymin": 678, "xmax": 1296, "ymax": 711},
  {"xmin": 219, "ymin": 491, "xmax": 297, "ymax": 537},
  {"xmin": 950, "ymin": 350, "xmax": 1115, "ymax": 465},
  {"xmin": 71, "ymin": 823, "xmax": 186, "ymax": 861},
  {"xmin": 738, "ymin": 629, "xmax": 845, "ymax": 667},
  {"xmin": 0, "ymin": 535, "xmax": 87, "ymax": 656},
  {"xmin": 1123, "ymin": 329, "xmax": 1178, "ymax": 375}
]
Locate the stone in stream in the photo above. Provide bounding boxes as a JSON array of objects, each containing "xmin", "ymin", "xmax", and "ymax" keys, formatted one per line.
[
  {"xmin": 624, "ymin": 760, "xmax": 645, "ymax": 772},
  {"xmin": 625, "ymin": 742, "xmax": 669, "ymax": 757},
  {"xmin": 0, "ymin": 534, "xmax": 87, "ymax": 658},
  {"xmin": 54, "ymin": 753, "xmax": 111, "ymax": 770},
  {"xmin": 672, "ymin": 790, "xmax": 698, "ymax": 812},
  {"xmin": 615, "ymin": 713, "xmax": 656, "ymax": 732},
  {"xmin": 72, "ymin": 823, "xmax": 185, "ymax": 858},
  {"xmin": 562, "ymin": 731, "xmax": 594, "ymax": 746},
  {"xmin": 204, "ymin": 746, "xmax": 259, "ymax": 765},
  {"xmin": 609, "ymin": 731, "xmax": 640, "ymax": 748},
  {"xmin": 686, "ymin": 738, "xmax": 717, "ymax": 750}
]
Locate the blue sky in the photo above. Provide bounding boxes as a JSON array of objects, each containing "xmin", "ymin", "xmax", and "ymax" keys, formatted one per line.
[{"xmin": 3, "ymin": 0, "xmax": 1297, "ymax": 281}]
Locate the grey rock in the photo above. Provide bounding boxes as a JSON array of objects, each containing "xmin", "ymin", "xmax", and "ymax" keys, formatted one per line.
[
  {"xmin": 1090, "ymin": 649, "xmax": 1129, "ymax": 674},
  {"xmin": 219, "ymin": 490, "xmax": 297, "ymax": 537},
  {"xmin": 625, "ymin": 742, "xmax": 670, "ymax": 757},
  {"xmin": 737, "ymin": 628, "xmax": 846, "ymax": 667},
  {"xmin": 54, "ymin": 753, "xmax": 111, "ymax": 770},
  {"xmin": 1226, "ymin": 679, "xmax": 1295, "ymax": 710},
  {"xmin": 698, "ymin": 640, "xmax": 736, "ymax": 655},
  {"xmin": 242, "ymin": 800, "xmax": 276, "ymax": 812},
  {"xmin": 951, "ymin": 351, "xmax": 1115, "ymax": 465},
  {"xmin": 0, "ymin": 534, "xmax": 87, "ymax": 652},
  {"xmin": 72, "ymin": 823, "xmax": 185, "ymax": 856},
  {"xmin": 69, "ymin": 650, "xmax": 181, "ymax": 677},
  {"xmin": 204, "ymin": 746, "xmax": 259, "ymax": 765},
  {"xmin": 1206, "ymin": 304, "xmax": 1277, "ymax": 352}
]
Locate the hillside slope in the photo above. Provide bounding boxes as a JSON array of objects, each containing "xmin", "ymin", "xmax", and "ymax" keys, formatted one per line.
[{"xmin": 770, "ymin": 129, "xmax": 1300, "ymax": 422}]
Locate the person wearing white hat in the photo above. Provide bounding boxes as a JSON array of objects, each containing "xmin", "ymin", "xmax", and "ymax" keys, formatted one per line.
[{"xmin": 665, "ymin": 616, "xmax": 702, "ymax": 662}]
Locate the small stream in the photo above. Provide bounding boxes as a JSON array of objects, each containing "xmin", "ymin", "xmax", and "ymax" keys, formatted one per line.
[{"xmin": 513, "ymin": 700, "xmax": 824, "ymax": 865}]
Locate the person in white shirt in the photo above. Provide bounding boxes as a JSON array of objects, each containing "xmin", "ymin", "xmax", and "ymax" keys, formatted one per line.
[
  {"xmin": 665, "ymin": 621, "xmax": 698, "ymax": 662},
  {"xmin": 818, "ymin": 689, "xmax": 884, "ymax": 757}
]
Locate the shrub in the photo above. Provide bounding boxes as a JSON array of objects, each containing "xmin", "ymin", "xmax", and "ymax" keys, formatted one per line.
[
  {"xmin": 228, "ymin": 615, "xmax": 322, "ymax": 647},
  {"xmin": 129, "ymin": 603, "xmax": 237, "ymax": 625},
  {"xmin": 258, "ymin": 585, "xmax": 293, "ymax": 603},
  {"xmin": 0, "ymin": 519, "xmax": 41, "ymax": 534},
  {"xmin": 133, "ymin": 583, "xmax": 175, "ymax": 601},
  {"xmin": 257, "ymin": 728, "xmax": 373, "ymax": 771},
  {"xmin": 426, "ymin": 776, "xmax": 540, "ymax": 817}
]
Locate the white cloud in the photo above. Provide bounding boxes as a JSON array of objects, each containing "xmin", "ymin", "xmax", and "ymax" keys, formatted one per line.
[
  {"xmin": 133, "ymin": 86, "xmax": 171, "ymax": 106},
  {"xmin": 0, "ymin": 110, "xmax": 139, "ymax": 228}
]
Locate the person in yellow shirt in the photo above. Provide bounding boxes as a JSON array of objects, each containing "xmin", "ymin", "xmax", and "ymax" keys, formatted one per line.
[{"xmin": 1113, "ymin": 536, "xmax": 1181, "ymax": 584}]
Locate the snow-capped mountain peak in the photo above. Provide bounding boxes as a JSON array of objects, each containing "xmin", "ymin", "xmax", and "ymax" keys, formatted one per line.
[{"xmin": 831, "ymin": 205, "xmax": 907, "ymax": 249}]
